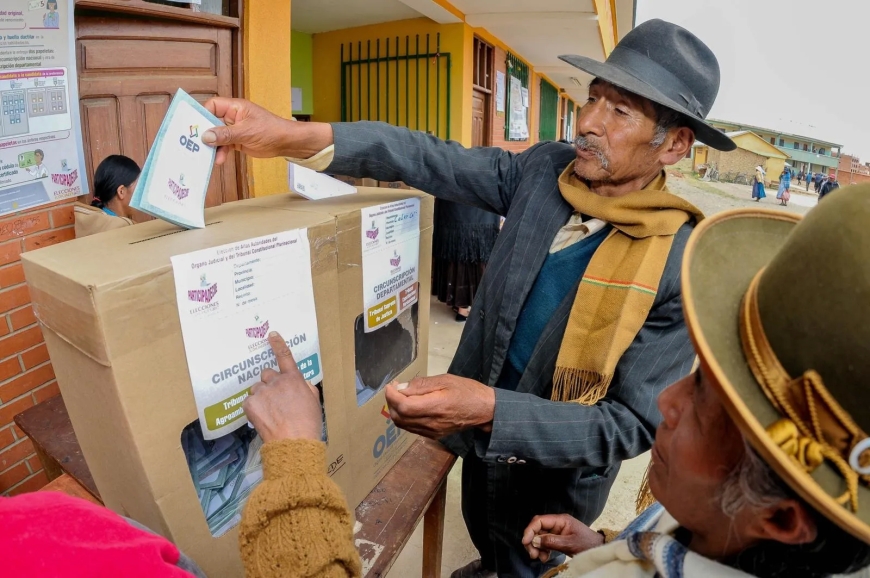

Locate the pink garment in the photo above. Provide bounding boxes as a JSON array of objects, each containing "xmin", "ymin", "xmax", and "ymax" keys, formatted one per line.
[{"xmin": 0, "ymin": 492, "xmax": 194, "ymax": 578}]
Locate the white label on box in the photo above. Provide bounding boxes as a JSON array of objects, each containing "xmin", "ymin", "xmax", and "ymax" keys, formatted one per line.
[
  {"xmin": 288, "ymin": 163, "xmax": 357, "ymax": 200},
  {"xmin": 361, "ymin": 198, "xmax": 421, "ymax": 332},
  {"xmin": 171, "ymin": 230, "xmax": 322, "ymax": 440}
]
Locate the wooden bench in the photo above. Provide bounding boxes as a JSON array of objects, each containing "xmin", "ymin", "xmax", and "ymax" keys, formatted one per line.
[{"xmin": 17, "ymin": 395, "xmax": 456, "ymax": 578}]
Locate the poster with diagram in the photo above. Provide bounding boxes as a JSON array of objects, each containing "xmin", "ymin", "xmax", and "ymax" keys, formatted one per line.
[{"xmin": 0, "ymin": 0, "xmax": 88, "ymax": 217}]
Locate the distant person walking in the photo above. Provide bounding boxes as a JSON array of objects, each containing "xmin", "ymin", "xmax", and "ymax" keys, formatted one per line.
[
  {"xmin": 819, "ymin": 172, "xmax": 840, "ymax": 201},
  {"xmin": 776, "ymin": 166, "xmax": 791, "ymax": 206},
  {"xmin": 814, "ymin": 172, "xmax": 824, "ymax": 193},
  {"xmin": 753, "ymin": 165, "xmax": 766, "ymax": 201},
  {"xmin": 806, "ymin": 171, "xmax": 813, "ymax": 191}
]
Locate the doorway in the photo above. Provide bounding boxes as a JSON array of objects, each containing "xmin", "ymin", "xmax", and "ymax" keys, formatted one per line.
[{"xmin": 472, "ymin": 37, "xmax": 493, "ymax": 147}]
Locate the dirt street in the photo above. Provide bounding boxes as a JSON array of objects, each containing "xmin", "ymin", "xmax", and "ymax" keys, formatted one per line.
[{"xmin": 666, "ymin": 169, "xmax": 816, "ymax": 217}]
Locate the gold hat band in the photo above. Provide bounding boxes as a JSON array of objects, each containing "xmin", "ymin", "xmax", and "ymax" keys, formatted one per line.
[{"xmin": 739, "ymin": 269, "xmax": 870, "ymax": 512}]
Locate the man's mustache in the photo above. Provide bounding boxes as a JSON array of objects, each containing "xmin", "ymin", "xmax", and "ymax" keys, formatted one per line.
[{"xmin": 574, "ymin": 135, "xmax": 609, "ymax": 169}]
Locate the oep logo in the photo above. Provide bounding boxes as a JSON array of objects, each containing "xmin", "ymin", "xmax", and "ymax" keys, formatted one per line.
[
  {"xmin": 179, "ymin": 125, "xmax": 202, "ymax": 153},
  {"xmin": 372, "ymin": 404, "xmax": 403, "ymax": 459}
]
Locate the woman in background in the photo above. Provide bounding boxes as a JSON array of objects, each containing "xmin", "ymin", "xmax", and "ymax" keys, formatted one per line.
[
  {"xmin": 74, "ymin": 155, "xmax": 140, "ymax": 237},
  {"xmin": 776, "ymin": 165, "xmax": 791, "ymax": 206},
  {"xmin": 432, "ymin": 201, "xmax": 501, "ymax": 321},
  {"xmin": 753, "ymin": 165, "xmax": 766, "ymax": 202}
]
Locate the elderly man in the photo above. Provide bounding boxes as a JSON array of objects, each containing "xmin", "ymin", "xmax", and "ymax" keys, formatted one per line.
[
  {"xmin": 521, "ymin": 188, "xmax": 870, "ymax": 578},
  {"xmin": 202, "ymin": 19, "xmax": 735, "ymax": 577}
]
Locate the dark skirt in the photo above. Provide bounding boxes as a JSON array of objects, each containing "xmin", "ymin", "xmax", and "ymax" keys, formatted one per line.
[
  {"xmin": 432, "ymin": 259, "xmax": 485, "ymax": 309},
  {"xmin": 431, "ymin": 200, "xmax": 500, "ymax": 309}
]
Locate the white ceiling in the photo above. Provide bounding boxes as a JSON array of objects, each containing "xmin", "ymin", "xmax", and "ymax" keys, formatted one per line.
[
  {"xmin": 292, "ymin": 0, "xmax": 631, "ymax": 103},
  {"xmin": 291, "ymin": 0, "xmax": 423, "ymax": 34}
]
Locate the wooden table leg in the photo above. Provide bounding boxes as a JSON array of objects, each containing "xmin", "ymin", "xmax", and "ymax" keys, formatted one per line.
[
  {"xmin": 33, "ymin": 444, "xmax": 63, "ymax": 482},
  {"xmin": 422, "ymin": 480, "xmax": 448, "ymax": 578}
]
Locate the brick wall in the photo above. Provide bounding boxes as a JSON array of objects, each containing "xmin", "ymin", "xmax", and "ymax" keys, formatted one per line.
[
  {"xmin": 836, "ymin": 171, "xmax": 870, "ymax": 186},
  {"xmin": 0, "ymin": 200, "xmax": 75, "ymax": 496}
]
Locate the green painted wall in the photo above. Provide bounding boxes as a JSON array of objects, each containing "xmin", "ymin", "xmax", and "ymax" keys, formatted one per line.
[{"xmin": 291, "ymin": 31, "xmax": 314, "ymax": 115}]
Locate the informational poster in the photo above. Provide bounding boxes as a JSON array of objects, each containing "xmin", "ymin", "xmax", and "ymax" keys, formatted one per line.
[
  {"xmin": 508, "ymin": 75, "xmax": 529, "ymax": 140},
  {"xmin": 0, "ymin": 0, "xmax": 88, "ymax": 216},
  {"xmin": 171, "ymin": 230, "xmax": 323, "ymax": 440},
  {"xmin": 361, "ymin": 198, "xmax": 420, "ymax": 332},
  {"xmin": 495, "ymin": 71, "xmax": 505, "ymax": 113}
]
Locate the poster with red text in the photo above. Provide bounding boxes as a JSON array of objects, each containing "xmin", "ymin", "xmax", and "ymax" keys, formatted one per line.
[{"xmin": 0, "ymin": 0, "xmax": 88, "ymax": 216}]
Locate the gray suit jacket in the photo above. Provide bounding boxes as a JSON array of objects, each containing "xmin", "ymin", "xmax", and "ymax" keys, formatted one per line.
[{"xmin": 327, "ymin": 122, "xmax": 696, "ymax": 549}]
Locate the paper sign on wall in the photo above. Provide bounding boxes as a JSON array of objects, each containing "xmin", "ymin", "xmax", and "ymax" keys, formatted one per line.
[
  {"xmin": 361, "ymin": 198, "xmax": 421, "ymax": 332},
  {"xmin": 495, "ymin": 71, "xmax": 506, "ymax": 113},
  {"xmin": 172, "ymin": 230, "xmax": 322, "ymax": 439}
]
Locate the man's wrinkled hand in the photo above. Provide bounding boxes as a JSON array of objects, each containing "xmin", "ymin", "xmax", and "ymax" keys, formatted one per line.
[
  {"xmin": 521, "ymin": 514, "xmax": 604, "ymax": 562},
  {"xmin": 383, "ymin": 375, "xmax": 495, "ymax": 439},
  {"xmin": 243, "ymin": 331, "xmax": 323, "ymax": 443},
  {"xmin": 202, "ymin": 97, "xmax": 332, "ymax": 165}
]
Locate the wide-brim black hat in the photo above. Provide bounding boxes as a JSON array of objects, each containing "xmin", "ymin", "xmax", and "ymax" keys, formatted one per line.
[{"xmin": 560, "ymin": 19, "xmax": 736, "ymax": 152}]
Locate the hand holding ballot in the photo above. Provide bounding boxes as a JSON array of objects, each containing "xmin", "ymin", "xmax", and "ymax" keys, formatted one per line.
[
  {"xmin": 243, "ymin": 332, "xmax": 324, "ymax": 443},
  {"xmin": 202, "ymin": 97, "xmax": 335, "ymax": 165}
]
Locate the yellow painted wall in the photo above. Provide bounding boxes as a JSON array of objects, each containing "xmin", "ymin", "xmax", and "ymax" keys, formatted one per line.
[
  {"xmin": 764, "ymin": 157, "xmax": 786, "ymax": 182},
  {"xmin": 312, "ymin": 18, "xmax": 471, "ymax": 146},
  {"xmin": 244, "ymin": 0, "xmax": 292, "ymax": 196},
  {"xmin": 593, "ymin": 0, "xmax": 617, "ymax": 56},
  {"xmin": 731, "ymin": 133, "xmax": 788, "ymax": 160}
]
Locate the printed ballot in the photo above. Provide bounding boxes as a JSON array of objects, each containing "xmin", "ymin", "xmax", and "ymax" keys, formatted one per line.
[
  {"xmin": 287, "ymin": 162, "xmax": 357, "ymax": 200},
  {"xmin": 131, "ymin": 89, "xmax": 222, "ymax": 228},
  {"xmin": 361, "ymin": 198, "xmax": 421, "ymax": 332},
  {"xmin": 171, "ymin": 230, "xmax": 322, "ymax": 439}
]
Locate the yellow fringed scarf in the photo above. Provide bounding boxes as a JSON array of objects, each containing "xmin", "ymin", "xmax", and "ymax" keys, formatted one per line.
[{"xmin": 552, "ymin": 163, "xmax": 704, "ymax": 406}]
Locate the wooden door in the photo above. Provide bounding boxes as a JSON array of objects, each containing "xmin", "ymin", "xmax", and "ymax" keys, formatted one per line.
[
  {"xmin": 472, "ymin": 37, "xmax": 493, "ymax": 148},
  {"xmin": 472, "ymin": 89, "xmax": 487, "ymax": 148},
  {"xmin": 76, "ymin": 13, "xmax": 243, "ymax": 219}
]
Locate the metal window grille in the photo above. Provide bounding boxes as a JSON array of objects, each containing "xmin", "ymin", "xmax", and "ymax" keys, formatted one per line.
[
  {"xmin": 341, "ymin": 34, "xmax": 451, "ymax": 140},
  {"xmin": 504, "ymin": 52, "xmax": 529, "ymax": 141},
  {"xmin": 539, "ymin": 79, "xmax": 559, "ymax": 142}
]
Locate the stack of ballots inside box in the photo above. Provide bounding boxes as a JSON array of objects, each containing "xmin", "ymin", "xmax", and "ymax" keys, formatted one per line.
[{"xmin": 181, "ymin": 424, "xmax": 264, "ymax": 537}]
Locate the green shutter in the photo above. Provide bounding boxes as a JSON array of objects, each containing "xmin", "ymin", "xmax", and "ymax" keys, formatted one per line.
[
  {"xmin": 504, "ymin": 53, "xmax": 530, "ymax": 141},
  {"xmin": 539, "ymin": 79, "xmax": 559, "ymax": 142}
]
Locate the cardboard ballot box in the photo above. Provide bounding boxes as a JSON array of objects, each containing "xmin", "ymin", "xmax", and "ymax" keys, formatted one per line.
[
  {"xmin": 21, "ymin": 204, "xmax": 352, "ymax": 578},
  {"xmin": 243, "ymin": 188, "xmax": 434, "ymax": 506}
]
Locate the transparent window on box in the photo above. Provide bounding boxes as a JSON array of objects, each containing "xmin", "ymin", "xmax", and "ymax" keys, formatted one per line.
[
  {"xmin": 180, "ymin": 384, "xmax": 328, "ymax": 537},
  {"xmin": 353, "ymin": 302, "xmax": 419, "ymax": 406}
]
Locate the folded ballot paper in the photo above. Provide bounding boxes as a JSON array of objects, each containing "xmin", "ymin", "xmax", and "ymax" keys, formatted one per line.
[
  {"xmin": 287, "ymin": 162, "xmax": 357, "ymax": 200},
  {"xmin": 130, "ymin": 89, "xmax": 222, "ymax": 229},
  {"xmin": 182, "ymin": 422, "xmax": 264, "ymax": 537}
]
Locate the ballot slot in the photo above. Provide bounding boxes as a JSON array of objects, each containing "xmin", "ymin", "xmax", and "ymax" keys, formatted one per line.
[
  {"xmin": 353, "ymin": 303, "xmax": 419, "ymax": 406},
  {"xmin": 181, "ymin": 382, "xmax": 329, "ymax": 538}
]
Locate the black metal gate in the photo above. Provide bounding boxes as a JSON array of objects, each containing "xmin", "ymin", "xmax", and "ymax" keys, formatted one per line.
[{"xmin": 341, "ymin": 33, "xmax": 451, "ymax": 140}]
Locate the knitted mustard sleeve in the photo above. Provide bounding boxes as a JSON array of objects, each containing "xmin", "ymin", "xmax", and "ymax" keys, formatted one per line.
[{"xmin": 239, "ymin": 439, "xmax": 362, "ymax": 578}]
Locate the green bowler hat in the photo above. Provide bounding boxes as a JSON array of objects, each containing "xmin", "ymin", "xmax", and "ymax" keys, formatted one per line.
[{"xmin": 682, "ymin": 186, "xmax": 870, "ymax": 543}]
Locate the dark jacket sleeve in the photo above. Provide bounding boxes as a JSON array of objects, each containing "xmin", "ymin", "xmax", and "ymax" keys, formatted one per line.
[
  {"xmin": 326, "ymin": 121, "xmax": 553, "ymax": 216},
  {"xmin": 473, "ymin": 227, "xmax": 697, "ymax": 469}
]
